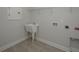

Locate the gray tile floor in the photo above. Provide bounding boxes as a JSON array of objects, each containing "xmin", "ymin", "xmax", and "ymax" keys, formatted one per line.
[{"xmin": 3, "ymin": 39, "xmax": 64, "ymax": 52}]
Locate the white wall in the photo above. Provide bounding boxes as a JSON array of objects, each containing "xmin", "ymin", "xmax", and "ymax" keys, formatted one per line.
[
  {"xmin": 30, "ymin": 7, "xmax": 79, "ymax": 51},
  {"xmin": 0, "ymin": 7, "xmax": 30, "ymax": 48}
]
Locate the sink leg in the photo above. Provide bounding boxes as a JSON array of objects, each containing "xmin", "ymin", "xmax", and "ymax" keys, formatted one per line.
[{"xmin": 32, "ymin": 32, "xmax": 35, "ymax": 42}]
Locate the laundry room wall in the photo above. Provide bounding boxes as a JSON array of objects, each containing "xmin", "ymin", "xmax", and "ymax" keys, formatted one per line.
[
  {"xmin": 0, "ymin": 7, "xmax": 30, "ymax": 50},
  {"xmin": 30, "ymin": 7, "xmax": 79, "ymax": 51}
]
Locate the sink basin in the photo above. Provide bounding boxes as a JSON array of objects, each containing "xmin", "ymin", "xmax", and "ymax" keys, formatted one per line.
[{"xmin": 25, "ymin": 24, "xmax": 39, "ymax": 33}]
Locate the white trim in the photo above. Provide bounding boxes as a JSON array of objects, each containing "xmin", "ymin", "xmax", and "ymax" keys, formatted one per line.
[
  {"xmin": 71, "ymin": 47, "xmax": 79, "ymax": 52},
  {"xmin": 37, "ymin": 38, "xmax": 69, "ymax": 52},
  {"xmin": 0, "ymin": 37, "xmax": 27, "ymax": 52}
]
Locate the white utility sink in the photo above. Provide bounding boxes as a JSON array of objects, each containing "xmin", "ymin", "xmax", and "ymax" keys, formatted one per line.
[{"xmin": 25, "ymin": 23, "xmax": 39, "ymax": 41}]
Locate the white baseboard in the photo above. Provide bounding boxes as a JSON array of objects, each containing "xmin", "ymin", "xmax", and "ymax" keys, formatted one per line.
[
  {"xmin": 0, "ymin": 37, "xmax": 27, "ymax": 52},
  {"xmin": 37, "ymin": 38, "xmax": 69, "ymax": 52},
  {"xmin": 71, "ymin": 47, "xmax": 79, "ymax": 52}
]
